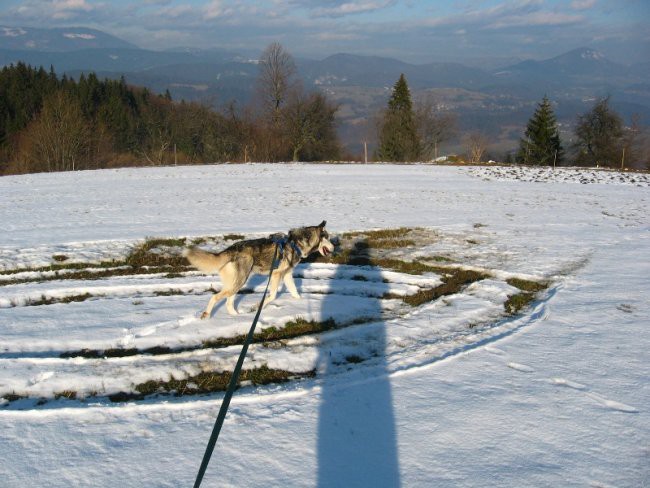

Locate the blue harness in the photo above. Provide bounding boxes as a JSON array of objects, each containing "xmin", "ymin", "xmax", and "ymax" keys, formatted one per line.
[{"xmin": 271, "ymin": 234, "xmax": 302, "ymax": 262}]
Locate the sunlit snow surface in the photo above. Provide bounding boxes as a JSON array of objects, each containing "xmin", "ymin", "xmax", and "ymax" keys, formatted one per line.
[{"xmin": 0, "ymin": 164, "xmax": 648, "ymax": 487}]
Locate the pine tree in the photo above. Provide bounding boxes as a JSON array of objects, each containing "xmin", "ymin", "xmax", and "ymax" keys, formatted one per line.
[
  {"xmin": 517, "ymin": 96, "xmax": 563, "ymax": 166},
  {"xmin": 377, "ymin": 74, "xmax": 420, "ymax": 161}
]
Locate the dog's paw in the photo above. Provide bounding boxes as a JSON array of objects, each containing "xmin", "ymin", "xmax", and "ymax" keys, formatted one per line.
[{"xmin": 200, "ymin": 311, "xmax": 209, "ymax": 320}]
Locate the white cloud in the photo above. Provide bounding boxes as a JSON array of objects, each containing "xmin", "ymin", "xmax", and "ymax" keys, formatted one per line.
[
  {"xmin": 63, "ymin": 32, "xmax": 96, "ymax": 39},
  {"xmin": 2, "ymin": 27, "xmax": 27, "ymax": 37},
  {"xmin": 204, "ymin": 0, "xmax": 229, "ymax": 20},
  {"xmin": 156, "ymin": 4, "xmax": 195, "ymax": 19},
  {"xmin": 570, "ymin": 0, "xmax": 597, "ymax": 10},
  {"xmin": 312, "ymin": 32, "xmax": 363, "ymax": 41},
  {"xmin": 52, "ymin": 0, "xmax": 95, "ymax": 20},
  {"xmin": 487, "ymin": 12, "xmax": 583, "ymax": 29},
  {"xmin": 303, "ymin": 0, "xmax": 395, "ymax": 18}
]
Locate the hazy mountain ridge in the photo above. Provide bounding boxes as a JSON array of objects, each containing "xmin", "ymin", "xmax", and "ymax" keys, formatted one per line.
[
  {"xmin": 2, "ymin": 27, "xmax": 649, "ymax": 155},
  {"xmin": 1, "ymin": 25, "xmax": 136, "ymax": 51}
]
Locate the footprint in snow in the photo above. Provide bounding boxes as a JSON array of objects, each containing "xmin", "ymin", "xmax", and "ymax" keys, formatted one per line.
[
  {"xmin": 552, "ymin": 378, "xmax": 638, "ymax": 413},
  {"xmin": 586, "ymin": 392, "xmax": 639, "ymax": 413},
  {"xmin": 551, "ymin": 377, "xmax": 586, "ymax": 390},
  {"xmin": 484, "ymin": 346, "xmax": 506, "ymax": 356},
  {"xmin": 506, "ymin": 362, "xmax": 535, "ymax": 373},
  {"xmin": 29, "ymin": 371, "xmax": 54, "ymax": 386}
]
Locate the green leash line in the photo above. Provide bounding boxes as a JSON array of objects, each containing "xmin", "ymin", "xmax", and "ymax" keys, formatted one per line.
[{"xmin": 193, "ymin": 243, "xmax": 281, "ymax": 488}]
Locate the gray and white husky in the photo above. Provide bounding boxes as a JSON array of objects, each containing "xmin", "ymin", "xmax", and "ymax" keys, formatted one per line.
[{"xmin": 184, "ymin": 221, "xmax": 335, "ymax": 318}]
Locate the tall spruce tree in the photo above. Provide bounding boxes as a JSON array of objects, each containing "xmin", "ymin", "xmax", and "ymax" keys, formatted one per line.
[
  {"xmin": 377, "ymin": 74, "xmax": 420, "ymax": 161},
  {"xmin": 517, "ymin": 96, "xmax": 563, "ymax": 166}
]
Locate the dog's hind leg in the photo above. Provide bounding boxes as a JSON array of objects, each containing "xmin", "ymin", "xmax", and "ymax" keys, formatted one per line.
[
  {"xmin": 201, "ymin": 288, "xmax": 231, "ymax": 319},
  {"xmin": 264, "ymin": 270, "xmax": 283, "ymax": 307},
  {"xmin": 283, "ymin": 272, "xmax": 301, "ymax": 299},
  {"xmin": 201, "ymin": 259, "xmax": 252, "ymax": 318},
  {"xmin": 223, "ymin": 257, "xmax": 253, "ymax": 315}
]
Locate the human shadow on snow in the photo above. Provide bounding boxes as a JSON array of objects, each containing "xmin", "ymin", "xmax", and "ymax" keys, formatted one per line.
[{"xmin": 315, "ymin": 239, "xmax": 401, "ymax": 487}]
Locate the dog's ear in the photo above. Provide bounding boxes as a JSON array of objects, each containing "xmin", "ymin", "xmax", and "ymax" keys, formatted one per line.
[{"xmin": 318, "ymin": 220, "xmax": 327, "ymax": 228}]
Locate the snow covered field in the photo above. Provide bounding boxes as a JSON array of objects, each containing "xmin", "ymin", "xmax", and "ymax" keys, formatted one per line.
[{"xmin": 0, "ymin": 163, "xmax": 648, "ymax": 487}]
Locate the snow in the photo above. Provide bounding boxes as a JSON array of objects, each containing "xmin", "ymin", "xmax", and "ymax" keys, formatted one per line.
[{"xmin": 0, "ymin": 163, "xmax": 648, "ymax": 487}]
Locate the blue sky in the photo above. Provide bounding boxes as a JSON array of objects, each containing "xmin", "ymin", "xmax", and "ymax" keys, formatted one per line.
[{"xmin": 1, "ymin": 0, "xmax": 648, "ymax": 64}]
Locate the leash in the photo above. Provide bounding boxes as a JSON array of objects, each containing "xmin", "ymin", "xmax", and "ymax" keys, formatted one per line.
[{"xmin": 193, "ymin": 239, "xmax": 285, "ymax": 488}]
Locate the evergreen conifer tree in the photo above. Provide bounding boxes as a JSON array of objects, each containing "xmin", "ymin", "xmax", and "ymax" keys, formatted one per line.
[
  {"xmin": 517, "ymin": 96, "xmax": 563, "ymax": 166},
  {"xmin": 377, "ymin": 74, "xmax": 420, "ymax": 161}
]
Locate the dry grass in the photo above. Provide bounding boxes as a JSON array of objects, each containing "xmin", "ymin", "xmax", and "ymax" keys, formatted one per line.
[
  {"xmin": 504, "ymin": 292, "xmax": 535, "ymax": 315},
  {"xmin": 506, "ymin": 277, "xmax": 548, "ymax": 293},
  {"xmin": 106, "ymin": 365, "xmax": 315, "ymax": 402},
  {"xmin": 392, "ymin": 269, "xmax": 490, "ymax": 307},
  {"xmin": 504, "ymin": 277, "xmax": 549, "ymax": 315}
]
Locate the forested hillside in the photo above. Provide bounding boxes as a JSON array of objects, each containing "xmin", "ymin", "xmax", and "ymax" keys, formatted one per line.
[{"xmin": 0, "ymin": 60, "xmax": 340, "ymax": 174}]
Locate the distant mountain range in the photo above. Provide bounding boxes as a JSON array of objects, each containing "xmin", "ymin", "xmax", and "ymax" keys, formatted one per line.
[
  {"xmin": 2, "ymin": 26, "xmax": 649, "ymax": 155},
  {"xmin": 1, "ymin": 26, "xmax": 136, "ymax": 51}
]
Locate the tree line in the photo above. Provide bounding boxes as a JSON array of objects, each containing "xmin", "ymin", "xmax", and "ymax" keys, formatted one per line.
[
  {"xmin": 1, "ymin": 44, "xmax": 648, "ymax": 174},
  {"xmin": 0, "ymin": 43, "xmax": 340, "ymax": 175},
  {"xmin": 376, "ymin": 74, "xmax": 649, "ymax": 169}
]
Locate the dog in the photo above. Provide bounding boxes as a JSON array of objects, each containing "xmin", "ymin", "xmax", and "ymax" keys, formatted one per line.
[{"xmin": 184, "ymin": 221, "xmax": 335, "ymax": 318}]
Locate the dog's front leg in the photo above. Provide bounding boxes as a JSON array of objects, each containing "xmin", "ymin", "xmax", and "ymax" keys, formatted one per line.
[{"xmin": 283, "ymin": 272, "xmax": 301, "ymax": 299}]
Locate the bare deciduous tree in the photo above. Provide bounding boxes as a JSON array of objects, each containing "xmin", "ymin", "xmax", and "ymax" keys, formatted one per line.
[
  {"xmin": 464, "ymin": 131, "xmax": 490, "ymax": 163},
  {"xmin": 257, "ymin": 42, "xmax": 298, "ymax": 123},
  {"xmin": 20, "ymin": 91, "xmax": 89, "ymax": 172},
  {"xmin": 574, "ymin": 96, "xmax": 623, "ymax": 167},
  {"xmin": 284, "ymin": 92, "xmax": 339, "ymax": 162},
  {"xmin": 139, "ymin": 97, "xmax": 174, "ymax": 166},
  {"xmin": 415, "ymin": 95, "xmax": 457, "ymax": 160}
]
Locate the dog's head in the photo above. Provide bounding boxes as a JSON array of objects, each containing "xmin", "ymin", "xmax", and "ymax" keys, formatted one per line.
[{"xmin": 289, "ymin": 220, "xmax": 335, "ymax": 258}]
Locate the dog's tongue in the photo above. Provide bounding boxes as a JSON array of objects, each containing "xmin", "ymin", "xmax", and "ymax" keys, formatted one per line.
[{"xmin": 322, "ymin": 247, "xmax": 330, "ymax": 256}]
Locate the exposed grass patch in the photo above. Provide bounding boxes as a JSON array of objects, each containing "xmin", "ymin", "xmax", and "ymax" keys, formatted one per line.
[
  {"xmin": 427, "ymin": 255, "xmax": 454, "ymax": 263},
  {"xmin": 21, "ymin": 292, "xmax": 93, "ymax": 307},
  {"xmin": 52, "ymin": 254, "xmax": 69, "ymax": 262},
  {"xmin": 54, "ymin": 390, "xmax": 77, "ymax": 400},
  {"xmin": 0, "ymin": 265, "xmax": 184, "ymax": 287},
  {"xmin": 202, "ymin": 317, "xmax": 339, "ymax": 349},
  {"xmin": 107, "ymin": 365, "xmax": 314, "ymax": 402},
  {"xmin": 2, "ymin": 392, "xmax": 26, "ymax": 403},
  {"xmin": 341, "ymin": 227, "xmax": 417, "ymax": 250},
  {"xmin": 259, "ymin": 317, "xmax": 337, "ymax": 342},
  {"xmin": 0, "ymin": 259, "xmax": 121, "ymax": 276},
  {"xmin": 311, "ymin": 247, "xmax": 447, "ymax": 276},
  {"xmin": 125, "ymin": 237, "xmax": 189, "ymax": 269},
  {"xmin": 396, "ymin": 269, "xmax": 490, "ymax": 307},
  {"xmin": 506, "ymin": 277, "xmax": 548, "ymax": 293},
  {"xmin": 504, "ymin": 292, "xmax": 535, "ymax": 315},
  {"xmin": 60, "ymin": 317, "xmax": 355, "ymax": 360},
  {"xmin": 60, "ymin": 345, "xmax": 174, "ymax": 359},
  {"xmin": 153, "ymin": 289, "xmax": 189, "ymax": 297},
  {"xmin": 223, "ymin": 233, "xmax": 245, "ymax": 241},
  {"xmin": 341, "ymin": 227, "xmax": 417, "ymax": 240},
  {"xmin": 503, "ymin": 278, "xmax": 549, "ymax": 315}
]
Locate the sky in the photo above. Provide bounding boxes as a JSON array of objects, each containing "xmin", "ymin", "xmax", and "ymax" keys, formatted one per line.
[{"xmin": 0, "ymin": 0, "xmax": 648, "ymax": 65}]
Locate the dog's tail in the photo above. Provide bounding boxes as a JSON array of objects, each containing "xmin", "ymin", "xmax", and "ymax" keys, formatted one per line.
[{"xmin": 183, "ymin": 247, "xmax": 229, "ymax": 274}]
